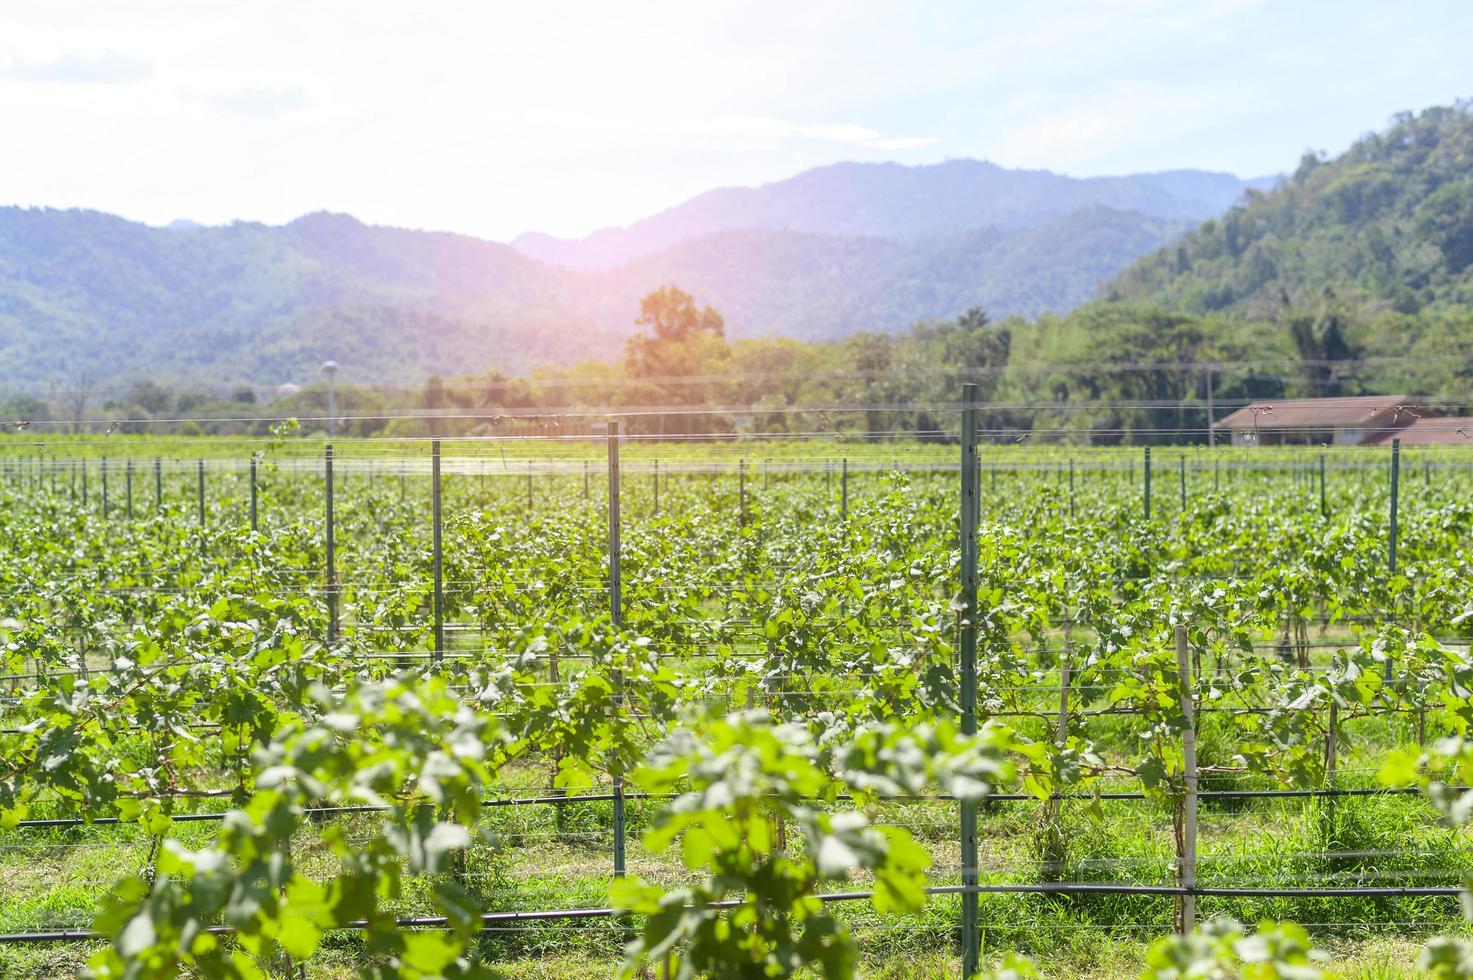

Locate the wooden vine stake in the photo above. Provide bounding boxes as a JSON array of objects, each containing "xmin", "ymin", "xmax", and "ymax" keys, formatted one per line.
[
  {"xmin": 607, "ymin": 420, "xmax": 626, "ymax": 880},
  {"xmin": 325, "ymin": 446, "xmax": 337, "ymax": 645},
  {"xmin": 1386, "ymin": 438, "xmax": 1400, "ymax": 682},
  {"xmin": 1324, "ymin": 700, "xmax": 1338, "ymax": 786},
  {"xmin": 431, "ymin": 440, "xmax": 444, "ymax": 664},
  {"xmin": 1042, "ymin": 627, "xmax": 1072, "ymax": 877},
  {"xmin": 1174, "ymin": 623, "xmax": 1197, "ymax": 934}
]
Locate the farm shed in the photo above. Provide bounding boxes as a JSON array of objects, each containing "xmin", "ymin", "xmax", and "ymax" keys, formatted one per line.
[
  {"xmin": 1364, "ymin": 416, "xmax": 1473, "ymax": 445},
  {"xmin": 1212, "ymin": 395, "xmax": 1427, "ymax": 446}
]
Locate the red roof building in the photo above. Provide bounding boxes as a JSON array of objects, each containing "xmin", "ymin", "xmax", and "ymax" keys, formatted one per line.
[
  {"xmin": 1364, "ymin": 416, "xmax": 1473, "ymax": 445},
  {"xmin": 1212, "ymin": 395, "xmax": 1426, "ymax": 446}
]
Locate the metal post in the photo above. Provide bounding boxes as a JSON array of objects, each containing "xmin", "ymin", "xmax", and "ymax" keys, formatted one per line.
[
  {"xmin": 324, "ymin": 362, "xmax": 338, "ymax": 438},
  {"xmin": 958, "ymin": 383, "xmax": 980, "ymax": 976},
  {"xmin": 607, "ymin": 421, "xmax": 626, "ymax": 879},
  {"xmin": 432, "ymin": 440, "xmax": 444, "ymax": 662},
  {"xmin": 739, "ymin": 459, "xmax": 747, "ymax": 527},
  {"xmin": 197, "ymin": 460, "xmax": 205, "ymax": 526},
  {"xmin": 126, "ymin": 460, "xmax": 133, "ymax": 520},
  {"xmin": 1384, "ymin": 439, "xmax": 1402, "ymax": 681},
  {"xmin": 653, "ymin": 459, "xmax": 659, "ymax": 517},
  {"xmin": 841, "ymin": 457, "xmax": 848, "ymax": 520},
  {"xmin": 583, "ymin": 459, "xmax": 590, "ymax": 500},
  {"xmin": 1175, "ymin": 624, "xmax": 1197, "ymax": 933},
  {"xmin": 155, "ymin": 459, "xmax": 162, "ymax": 512},
  {"xmin": 1069, "ymin": 458, "xmax": 1075, "ymax": 518},
  {"xmin": 102, "ymin": 458, "xmax": 109, "ymax": 519},
  {"xmin": 250, "ymin": 458, "xmax": 258, "ymax": 531},
  {"xmin": 1143, "ymin": 447, "xmax": 1152, "ymax": 520},
  {"xmin": 82, "ymin": 462, "xmax": 88, "ymax": 507},
  {"xmin": 1325, "ymin": 450, "xmax": 1337, "ymax": 515},
  {"xmin": 325, "ymin": 445, "xmax": 337, "ymax": 645},
  {"xmin": 1205, "ymin": 366, "xmax": 1215, "ymax": 448},
  {"xmin": 1389, "ymin": 438, "xmax": 1400, "ymax": 574}
]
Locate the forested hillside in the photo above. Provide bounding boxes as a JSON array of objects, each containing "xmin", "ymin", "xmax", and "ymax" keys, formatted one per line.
[
  {"xmin": 0, "ymin": 159, "xmax": 1263, "ymax": 389},
  {"xmin": 0, "ymin": 209, "xmax": 609, "ymax": 385},
  {"xmin": 1093, "ymin": 101, "xmax": 1473, "ymax": 405},
  {"xmin": 1114, "ymin": 103, "xmax": 1473, "ymax": 320}
]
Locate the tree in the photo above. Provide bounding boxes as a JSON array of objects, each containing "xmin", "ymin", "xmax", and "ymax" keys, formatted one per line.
[
  {"xmin": 633, "ymin": 285, "xmax": 724, "ymax": 343},
  {"xmin": 1415, "ymin": 181, "xmax": 1473, "ymax": 274},
  {"xmin": 905, "ymin": 309, "xmax": 1010, "ymax": 439},
  {"xmin": 424, "ymin": 374, "xmax": 446, "ymax": 437},
  {"xmin": 1289, "ymin": 311, "xmax": 1361, "ymax": 397},
  {"xmin": 59, "ymin": 372, "xmax": 96, "ymax": 434},
  {"xmin": 956, "ymin": 307, "xmax": 990, "ymax": 331},
  {"xmin": 125, "ymin": 381, "xmax": 173, "ymax": 415},
  {"xmin": 624, "ymin": 286, "xmax": 730, "ymax": 434}
]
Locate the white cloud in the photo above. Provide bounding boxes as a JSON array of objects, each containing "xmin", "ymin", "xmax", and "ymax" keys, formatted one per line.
[
  {"xmin": 0, "ymin": 0, "xmax": 1466, "ymax": 240},
  {"xmin": 868, "ymin": 137, "xmax": 940, "ymax": 150},
  {"xmin": 1, "ymin": 50, "xmax": 152, "ymax": 84},
  {"xmin": 992, "ymin": 107, "xmax": 1138, "ymax": 166},
  {"xmin": 189, "ymin": 85, "xmax": 308, "ymax": 118},
  {"xmin": 802, "ymin": 122, "xmax": 881, "ymax": 143},
  {"xmin": 707, "ymin": 115, "xmax": 936, "ymax": 151},
  {"xmin": 988, "ymin": 82, "xmax": 1232, "ymax": 172}
]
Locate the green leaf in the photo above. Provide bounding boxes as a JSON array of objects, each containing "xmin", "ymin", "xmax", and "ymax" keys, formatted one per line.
[
  {"xmin": 117, "ymin": 913, "xmax": 156, "ymax": 958},
  {"xmin": 400, "ymin": 931, "xmax": 459, "ymax": 974},
  {"xmin": 608, "ymin": 875, "xmax": 663, "ymax": 915}
]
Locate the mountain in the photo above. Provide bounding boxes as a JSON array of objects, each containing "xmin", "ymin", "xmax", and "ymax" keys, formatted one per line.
[
  {"xmin": 0, "ymin": 208, "xmax": 617, "ymax": 386},
  {"xmin": 0, "ymin": 158, "xmax": 1271, "ymax": 388},
  {"xmin": 1109, "ymin": 103, "xmax": 1473, "ymax": 322},
  {"xmin": 592, "ymin": 207, "xmax": 1188, "ymax": 341},
  {"xmin": 512, "ymin": 159, "xmax": 1271, "ymax": 270}
]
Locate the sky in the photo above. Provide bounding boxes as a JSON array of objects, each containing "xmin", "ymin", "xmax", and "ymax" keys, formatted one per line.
[{"xmin": 2, "ymin": 0, "xmax": 1471, "ymax": 242}]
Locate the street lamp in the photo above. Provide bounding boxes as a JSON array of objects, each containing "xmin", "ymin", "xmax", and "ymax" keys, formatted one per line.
[{"xmin": 321, "ymin": 360, "xmax": 339, "ymax": 437}]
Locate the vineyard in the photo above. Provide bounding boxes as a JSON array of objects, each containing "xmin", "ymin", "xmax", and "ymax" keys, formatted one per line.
[{"xmin": 4, "ymin": 394, "xmax": 1473, "ymax": 979}]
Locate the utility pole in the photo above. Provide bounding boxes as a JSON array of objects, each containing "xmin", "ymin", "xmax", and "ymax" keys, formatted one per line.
[
  {"xmin": 322, "ymin": 360, "xmax": 339, "ymax": 438},
  {"xmin": 1204, "ymin": 364, "xmax": 1216, "ymax": 448}
]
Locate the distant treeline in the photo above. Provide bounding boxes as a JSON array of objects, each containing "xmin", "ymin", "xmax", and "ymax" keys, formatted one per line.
[{"xmin": 4, "ymin": 282, "xmax": 1467, "ymax": 445}]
